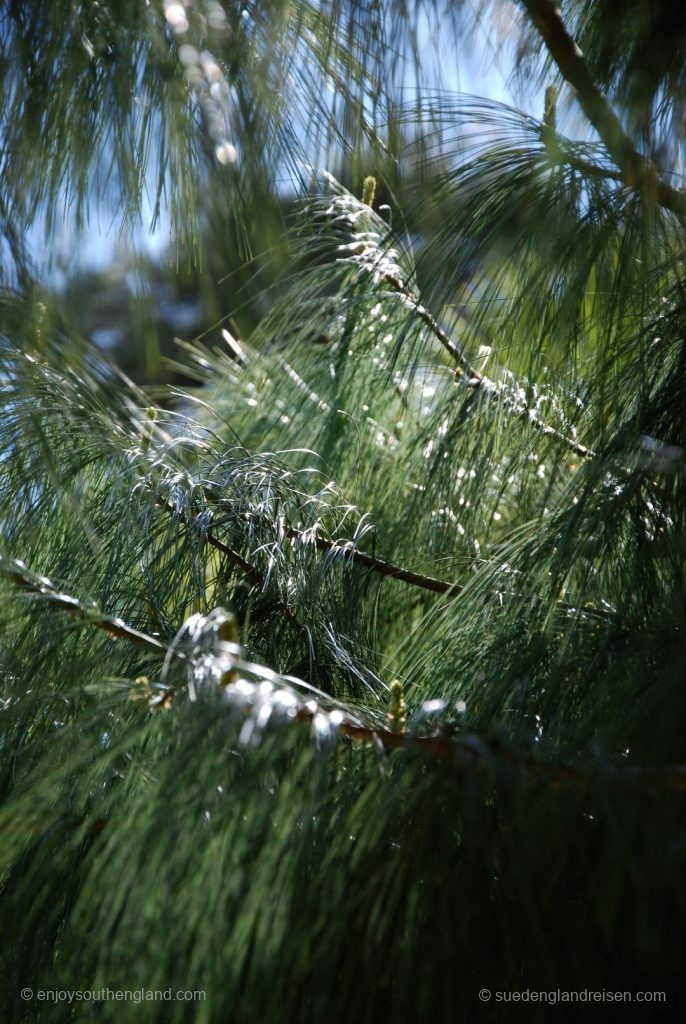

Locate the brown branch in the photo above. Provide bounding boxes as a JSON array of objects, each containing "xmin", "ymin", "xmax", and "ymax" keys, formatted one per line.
[
  {"xmin": 157, "ymin": 495, "xmax": 310, "ymax": 640},
  {"xmin": 386, "ymin": 273, "xmax": 595, "ymax": 460},
  {"xmin": 541, "ymin": 130, "xmax": 624, "ymax": 183},
  {"xmin": 199, "ymin": 492, "xmax": 614, "ymax": 623},
  {"xmin": 224, "ymin": 685, "xmax": 686, "ymax": 791},
  {"xmin": 521, "ymin": 0, "xmax": 686, "ymax": 218},
  {"xmin": 289, "ymin": 527, "xmax": 461, "ymax": 594},
  {"xmin": 198, "ymin": 488, "xmax": 461, "ymax": 597},
  {"xmin": 3, "ymin": 561, "xmax": 679, "ymax": 790},
  {"xmin": 0, "ymin": 560, "xmax": 177, "ymax": 658}
]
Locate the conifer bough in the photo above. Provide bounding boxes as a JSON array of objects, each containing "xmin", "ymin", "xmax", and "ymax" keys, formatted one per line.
[{"xmin": 1, "ymin": 0, "xmax": 686, "ymax": 1018}]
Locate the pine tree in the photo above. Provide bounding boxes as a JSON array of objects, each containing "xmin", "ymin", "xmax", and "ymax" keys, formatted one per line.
[{"xmin": 1, "ymin": 1, "xmax": 685, "ymax": 1019}]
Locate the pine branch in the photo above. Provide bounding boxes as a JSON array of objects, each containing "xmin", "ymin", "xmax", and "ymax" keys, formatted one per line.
[
  {"xmin": 384, "ymin": 272, "xmax": 595, "ymax": 460},
  {"xmin": 322, "ymin": 176, "xmax": 593, "ymax": 459},
  {"xmin": 293, "ymin": 527, "xmax": 460, "ymax": 594},
  {"xmin": 199, "ymin": 486, "xmax": 461, "ymax": 596},
  {"xmin": 156, "ymin": 494, "xmax": 310, "ymax": 640},
  {"xmin": 144, "ymin": 411, "xmax": 598, "ymax": 616},
  {"xmin": 331, "ymin": 203, "xmax": 594, "ymax": 459},
  {"xmin": 279, "ymin": 519, "xmax": 607, "ymax": 621},
  {"xmin": 0, "ymin": 559, "xmax": 177, "ymax": 659},
  {"xmin": 521, "ymin": 0, "xmax": 686, "ymax": 217},
  {"xmin": 2, "ymin": 560, "xmax": 682, "ymax": 793},
  {"xmin": 174, "ymin": 487, "xmax": 610, "ymax": 622},
  {"xmin": 140, "ymin": 407, "xmax": 461, "ymax": 601},
  {"xmin": 557, "ymin": 150, "xmax": 623, "ymax": 183}
]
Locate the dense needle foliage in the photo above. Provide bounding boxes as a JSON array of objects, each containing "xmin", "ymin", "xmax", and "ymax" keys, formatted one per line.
[{"xmin": 1, "ymin": 1, "xmax": 685, "ymax": 1020}]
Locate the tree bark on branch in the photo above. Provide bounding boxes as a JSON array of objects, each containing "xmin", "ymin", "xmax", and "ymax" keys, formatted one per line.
[{"xmin": 521, "ymin": 0, "xmax": 686, "ymax": 217}]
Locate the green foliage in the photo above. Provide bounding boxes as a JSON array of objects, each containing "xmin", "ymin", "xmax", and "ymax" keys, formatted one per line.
[{"xmin": 1, "ymin": 2, "xmax": 686, "ymax": 1020}]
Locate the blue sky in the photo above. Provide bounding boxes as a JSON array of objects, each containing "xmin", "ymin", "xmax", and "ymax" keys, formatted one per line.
[{"xmin": 25, "ymin": 9, "xmax": 530, "ymax": 290}]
